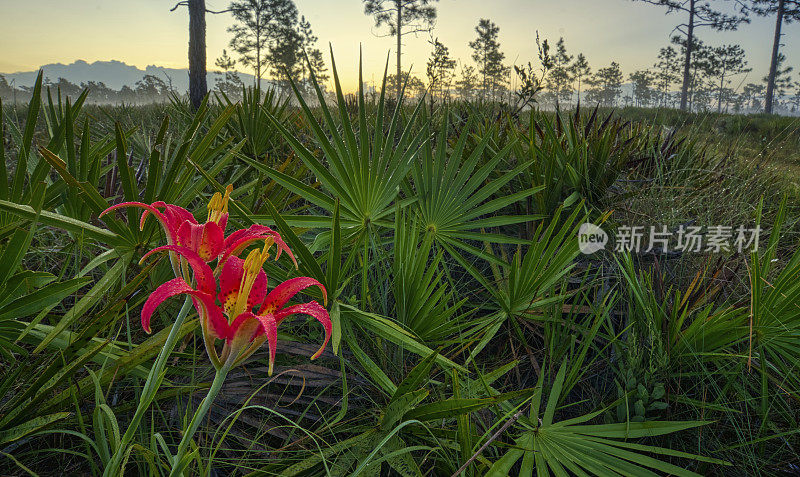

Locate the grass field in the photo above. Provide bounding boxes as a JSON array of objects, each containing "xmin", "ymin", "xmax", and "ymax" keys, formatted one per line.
[{"xmin": 1, "ymin": 68, "xmax": 800, "ymax": 476}]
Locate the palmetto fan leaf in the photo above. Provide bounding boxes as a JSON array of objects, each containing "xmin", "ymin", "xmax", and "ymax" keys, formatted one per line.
[
  {"xmin": 218, "ymin": 85, "xmax": 289, "ymax": 160},
  {"xmin": 486, "ymin": 361, "xmax": 724, "ymax": 476},
  {"xmin": 407, "ymin": 109, "xmax": 543, "ymax": 265},
  {"xmin": 748, "ymin": 197, "xmax": 800, "ymax": 395},
  {"xmin": 392, "ymin": 210, "xmax": 467, "ymax": 342},
  {"xmin": 245, "ymin": 48, "xmax": 428, "ymax": 238},
  {"xmin": 463, "ymin": 206, "xmax": 586, "ymax": 361}
]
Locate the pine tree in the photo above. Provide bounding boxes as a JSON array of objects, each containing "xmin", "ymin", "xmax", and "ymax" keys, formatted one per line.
[
  {"xmin": 267, "ymin": 27, "xmax": 303, "ymax": 90},
  {"xmin": 706, "ymin": 44, "xmax": 750, "ymax": 112},
  {"xmin": 455, "ymin": 65, "xmax": 478, "ymax": 101},
  {"xmin": 214, "ymin": 49, "xmax": 244, "ymax": 97},
  {"xmin": 171, "ymin": 0, "xmax": 231, "ymax": 109},
  {"xmin": 629, "ymin": 70, "xmax": 655, "ymax": 106},
  {"xmin": 632, "ymin": 0, "xmax": 749, "ymax": 110},
  {"xmin": 671, "ymin": 35, "xmax": 713, "ymax": 111},
  {"xmin": 135, "ymin": 75, "xmax": 171, "ymax": 101},
  {"xmin": 587, "ymin": 62, "xmax": 624, "ymax": 107},
  {"xmin": 305, "ymin": 49, "xmax": 329, "ymax": 87},
  {"xmin": 228, "ymin": 0, "xmax": 299, "ymax": 87},
  {"xmin": 187, "ymin": 0, "xmax": 207, "ymax": 109},
  {"xmin": 653, "ymin": 46, "xmax": 681, "ymax": 107},
  {"xmin": 790, "ymin": 80, "xmax": 800, "ymax": 111},
  {"xmin": 387, "ymin": 72, "xmax": 426, "ymax": 98},
  {"xmin": 750, "ymin": 0, "xmax": 800, "ymax": 113},
  {"xmin": 469, "ymin": 19, "xmax": 509, "ymax": 102},
  {"xmin": 426, "ymin": 38, "xmax": 456, "ymax": 103},
  {"xmin": 362, "ymin": 0, "xmax": 438, "ymax": 99},
  {"xmin": 546, "ymin": 37, "xmax": 574, "ymax": 108},
  {"xmin": 742, "ymin": 82, "xmax": 765, "ymax": 110},
  {"xmin": 691, "ymin": 43, "xmax": 715, "ymax": 111},
  {"xmin": 568, "ymin": 53, "xmax": 591, "ymax": 105},
  {"xmin": 762, "ymin": 53, "xmax": 793, "ymax": 111},
  {"xmin": 296, "ymin": 15, "xmax": 328, "ymax": 91}
]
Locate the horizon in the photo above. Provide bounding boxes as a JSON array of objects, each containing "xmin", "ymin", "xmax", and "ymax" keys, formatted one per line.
[{"xmin": 1, "ymin": 0, "xmax": 798, "ymax": 93}]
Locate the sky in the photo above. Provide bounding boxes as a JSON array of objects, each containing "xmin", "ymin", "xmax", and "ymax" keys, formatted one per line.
[{"xmin": 0, "ymin": 0, "xmax": 798, "ymax": 92}]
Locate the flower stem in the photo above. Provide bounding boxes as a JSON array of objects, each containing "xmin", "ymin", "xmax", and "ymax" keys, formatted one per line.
[
  {"xmin": 103, "ymin": 296, "xmax": 194, "ymax": 477},
  {"xmin": 168, "ymin": 348, "xmax": 236, "ymax": 476}
]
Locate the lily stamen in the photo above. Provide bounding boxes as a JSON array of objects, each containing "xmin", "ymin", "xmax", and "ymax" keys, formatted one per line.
[
  {"xmin": 207, "ymin": 184, "xmax": 233, "ymax": 225},
  {"xmin": 230, "ymin": 238, "xmax": 274, "ymax": 319}
]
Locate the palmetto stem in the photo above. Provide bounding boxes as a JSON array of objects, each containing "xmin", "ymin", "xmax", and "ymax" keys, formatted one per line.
[{"xmin": 104, "ymin": 296, "xmax": 194, "ymax": 476}]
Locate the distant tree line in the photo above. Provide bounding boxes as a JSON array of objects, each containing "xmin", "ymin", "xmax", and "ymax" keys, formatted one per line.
[
  {"xmin": 4, "ymin": 0, "xmax": 800, "ymax": 114},
  {"xmin": 359, "ymin": 0, "xmax": 800, "ymax": 113},
  {"xmin": 0, "ymin": 74, "xmax": 180, "ymax": 104},
  {"xmin": 382, "ymin": 0, "xmax": 800, "ymax": 113},
  {"xmin": 356, "ymin": 0, "xmax": 800, "ymax": 113},
  {"xmin": 363, "ymin": 24, "xmax": 799, "ymax": 114}
]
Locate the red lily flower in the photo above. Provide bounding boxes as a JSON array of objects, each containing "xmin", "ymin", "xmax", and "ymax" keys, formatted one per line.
[
  {"xmin": 100, "ymin": 185, "xmax": 294, "ymax": 267},
  {"xmin": 140, "ymin": 240, "xmax": 330, "ymax": 373}
]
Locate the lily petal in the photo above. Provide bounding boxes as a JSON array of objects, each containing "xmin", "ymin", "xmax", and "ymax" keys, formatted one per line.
[
  {"xmin": 158, "ymin": 202, "xmax": 197, "ymax": 228},
  {"xmin": 217, "ymin": 212, "xmax": 229, "ymax": 232},
  {"xmin": 141, "ymin": 202, "xmax": 196, "ymax": 243},
  {"xmin": 101, "ymin": 201, "xmax": 174, "ymax": 242},
  {"xmin": 227, "ymin": 312, "xmax": 279, "ymax": 374},
  {"xmin": 141, "ymin": 278, "xmax": 221, "ymax": 335},
  {"xmin": 177, "ymin": 221, "xmax": 225, "ymax": 262},
  {"xmin": 262, "ymin": 277, "xmax": 327, "ymax": 313},
  {"xmin": 140, "ymin": 245, "xmax": 216, "ymax": 294},
  {"xmin": 198, "ymin": 294, "xmax": 231, "ymax": 340},
  {"xmin": 228, "ymin": 312, "xmax": 261, "ymax": 344},
  {"xmin": 274, "ymin": 301, "xmax": 331, "ymax": 360},
  {"xmin": 256, "ymin": 313, "xmax": 278, "ymax": 375},
  {"xmin": 221, "ymin": 225, "xmax": 297, "ymax": 268},
  {"xmin": 101, "ymin": 201, "xmax": 196, "ymax": 246}
]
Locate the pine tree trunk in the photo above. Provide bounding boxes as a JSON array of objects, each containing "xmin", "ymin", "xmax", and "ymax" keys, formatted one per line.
[
  {"xmin": 255, "ymin": 17, "xmax": 262, "ymax": 89},
  {"xmin": 555, "ymin": 79, "xmax": 561, "ymax": 110},
  {"xmin": 256, "ymin": 41, "xmax": 261, "ymax": 88},
  {"xmin": 765, "ymin": 0, "xmax": 785, "ymax": 114},
  {"xmin": 679, "ymin": 0, "xmax": 695, "ymax": 111},
  {"xmin": 396, "ymin": 0, "xmax": 402, "ymax": 100},
  {"xmin": 482, "ymin": 57, "xmax": 486, "ymax": 102},
  {"xmin": 188, "ymin": 0, "xmax": 207, "ymax": 111}
]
